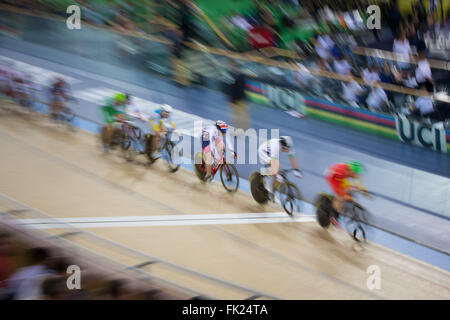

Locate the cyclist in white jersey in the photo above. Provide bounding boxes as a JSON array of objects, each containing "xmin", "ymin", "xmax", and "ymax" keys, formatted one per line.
[{"xmin": 258, "ymin": 136, "xmax": 303, "ymax": 202}]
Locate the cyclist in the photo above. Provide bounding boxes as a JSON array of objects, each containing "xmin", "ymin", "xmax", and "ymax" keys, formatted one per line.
[
  {"xmin": 201, "ymin": 120, "xmax": 236, "ymax": 182},
  {"xmin": 148, "ymin": 104, "xmax": 176, "ymax": 159},
  {"xmin": 101, "ymin": 92, "xmax": 129, "ymax": 149},
  {"xmin": 324, "ymin": 161, "xmax": 367, "ymax": 226},
  {"xmin": 49, "ymin": 77, "xmax": 72, "ymax": 120},
  {"xmin": 258, "ymin": 136, "xmax": 303, "ymax": 202}
]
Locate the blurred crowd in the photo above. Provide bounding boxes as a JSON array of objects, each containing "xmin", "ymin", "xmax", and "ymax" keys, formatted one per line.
[
  {"xmin": 0, "ymin": 228, "xmax": 189, "ymax": 300},
  {"xmin": 287, "ymin": 0, "xmax": 449, "ymax": 125},
  {"xmin": 1, "ymin": 0, "xmax": 449, "ymax": 125}
]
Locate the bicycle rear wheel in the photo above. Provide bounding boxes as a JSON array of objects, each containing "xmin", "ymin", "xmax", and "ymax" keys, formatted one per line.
[
  {"xmin": 194, "ymin": 152, "xmax": 207, "ymax": 182},
  {"xmin": 220, "ymin": 163, "xmax": 239, "ymax": 193},
  {"xmin": 250, "ymin": 172, "xmax": 268, "ymax": 204},
  {"xmin": 315, "ymin": 194, "xmax": 334, "ymax": 229}
]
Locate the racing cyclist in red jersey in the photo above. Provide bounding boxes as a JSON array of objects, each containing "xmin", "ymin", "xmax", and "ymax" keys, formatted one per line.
[{"xmin": 325, "ymin": 161, "xmax": 367, "ymax": 226}]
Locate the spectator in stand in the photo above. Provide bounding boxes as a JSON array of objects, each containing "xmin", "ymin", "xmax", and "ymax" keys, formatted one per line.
[
  {"xmin": 171, "ymin": 28, "xmax": 189, "ymax": 87},
  {"xmin": 409, "ymin": 83, "xmax": 435, "ymax": 118},
  {"xmin": 342, "ymin": 75, "xmax": 364, "ymax": 108},
  {"xmin": 229, "ymin": 10, "xmax": 253, "ymax": 32},
  {"xmin": 366, "ymin": 82, "xmax": 389, "ymax": 112},
  {"xmin": 415, "ymin": 49, "xmax": 433, "ymax": 89},
  {"xmin": 312, "ymin": 36, "xmax": 330, "ymax": 61},
  {"xmin": 380, "ymin": 62, "xmax": 396, "ymax": 84},
  {"xmin": 333, "ymin": 54, "xmax": 352, "ymax": 76},
  {"xmin": 0, "ymin": 233, "xmax": 13, "ymax": 291},
  {"xmin": 393, "ymin": 29, "xmax": 412, "ymax": 71},
  {"xmin": 179, "ymin": 0, "xmax": 194, "ymax": 42},
  {"xmin": 362, "ymin": 64, "xmax": 380, "ymax": 85},
  {"xmin": 387, "ymin": 0, "xmax": 404, "ymax": 39},
  {"xmin": 229, "ymin": 61, "xmax": 249, "ymax": 133},
  {"xmin": 3, "ymin": 247, "xmax": 53, "ymax": 300},
  {"xmin": 316, "ymin": 32, "xmax": 335, "ymax": 60}
]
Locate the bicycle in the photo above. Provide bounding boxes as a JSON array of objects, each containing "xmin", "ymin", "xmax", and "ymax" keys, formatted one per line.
[
  {"xmin": 194, "ymin": 151, "xmax": 239, "ymax": 192},
  {"xmin": 144, "ymin": 128, "xmax": 181, "ymax": 172},
  {"xmin": 250, "ymin": 169, "xmax": 302, "ymax": 216},
  {"xmin": 315, "ymin": 189, "xmax": 372, "ymax": 242},
  {"xmin": 119, "ymin": 119, "xmax": 143, "ymax": 162}
]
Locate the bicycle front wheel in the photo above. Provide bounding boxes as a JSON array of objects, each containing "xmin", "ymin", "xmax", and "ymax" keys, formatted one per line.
[
  {"xmin": 165, "ymin": 142, "xmax": 181, "ymax": 173},
  {"xmin": 277, "ymin": 182, "xmax": 300, "ymax": 216},
  {"xmin": 343, "ymin": 202, "xmax": 369, "ymax": 242},
  {"xmin": 220, "ymin": 163, "xmax": 239, "ymax": 193}
]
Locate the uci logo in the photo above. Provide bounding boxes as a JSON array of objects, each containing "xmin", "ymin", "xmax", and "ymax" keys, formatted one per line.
[{"xmin": 395, "ymin": 115, "xmax": 447, "ymax": 153}]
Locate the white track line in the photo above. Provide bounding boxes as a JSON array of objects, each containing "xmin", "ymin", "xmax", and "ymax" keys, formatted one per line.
[{"xmin": 13, "ymin": 212, "xmax": 316, "ymax": 229}]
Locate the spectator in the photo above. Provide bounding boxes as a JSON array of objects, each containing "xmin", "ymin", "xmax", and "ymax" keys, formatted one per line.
[
  {"xmin": 313, "ymin": 37, "xmax": 330, "ymax": 61},
  {"xmin": 315, "ymin": 33, "xmax": 335, "ymax": 60},
  {"xmin": 179, "ymin": 0, "xmax": 194, "ymax": 42},
  {"xmin": 229, "ymin": 11, "xmax": 253, "ymax": 32},
  {"xmin": 342, "ymin": 75, "xmax": 364, "ymax": 107},
  {"xmin": 366, "ymin": 82, "xmax": 389, "ymax": 112},
  {"xmin": 171, "ymin": 28, "xmax": 190, "ymax": 87},
  {"xmin": 228, "ymin": 61, "xmax": 249, "ymax": 133},
  {"xmin": 410, "ymin": 83, "xmax": 435, "ymax": 118},
  {"xmin": 4, "ymin": 247, "xmax": 53, "ymax": 300},
  {"xmin": 387, "ymin": 0, "xmax": 403, "ymax": 39},
  {"xmin": 362, "ymin": 64, "xmax": 380, "ymax": 85},
  {"xmin": 415, "ymin": 49, "xmax": 433, "ymax": 89},
  {"xmin": 0, "ymin": 233, "xmax": 12, "ymax": 290},
  {"xmin": 380, "ymin": 62, "xmax": 395, "ymax": 84},
  {"xmin": 393, "ymin": 30, "xmax": 412, "ymax": 71},
  {"xmin": 333, "ymin": 54, "xmax": 352, "ymax": 76}
]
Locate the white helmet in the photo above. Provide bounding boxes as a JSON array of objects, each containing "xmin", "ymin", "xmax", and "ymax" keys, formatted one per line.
[
  {"xmin": 160, "ymin": 104, "xmax": 173, "ymax": 113},
  {"xmin": 280, "ymin": 136, "xmax": 294, "ymax": 148}
]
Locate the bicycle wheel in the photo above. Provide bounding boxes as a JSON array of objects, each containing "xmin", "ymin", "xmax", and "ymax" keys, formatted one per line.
[
  {"xmin": 277, "ymin": 182, "xmax": 299, "ymax": 216},
  {"xmin": 122, "ymin": 137, "xmax": 138, "ymax": 162},
  {"xmin": 250, "ymin": 172, "xmax": 268, "ymax": 204},
  {"xmin": 315, "ymin": 194, "xmax": 333, "ymax": 229},
  {"xmin": 121, "ymin": 133, "xmax": 131, "ymax": 150},
  {"xmin": 165, "ymin": 142, "xmax": 181, "ymax": 173},
  {"xmin": 343, "ymin": 202, "xmax": 368, "ymax": 242},
  {"xmin": 132, "ymin": 126, "xmax": 143, "ymax": 140},
  {"xmin": 220, "ymin": 163, "xmax": 239, "ymax": 193},
  {"xmin": 194, "ymin": 152, "xmax": 207, "ymax": 182}
]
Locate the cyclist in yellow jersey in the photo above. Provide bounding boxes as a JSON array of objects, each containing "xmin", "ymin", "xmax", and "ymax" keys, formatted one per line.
[{"xmin": 148, "ymin": 104, "xmax": 176, "ymax": 159}]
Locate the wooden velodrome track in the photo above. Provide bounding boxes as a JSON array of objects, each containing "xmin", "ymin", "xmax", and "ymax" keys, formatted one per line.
[{"xmin": 0, "ymin": 104, "xmax": 449, "ymax": 299}]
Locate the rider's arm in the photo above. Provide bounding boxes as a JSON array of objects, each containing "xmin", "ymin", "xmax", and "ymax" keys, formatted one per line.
[
  {"xmin": 225, "ymin": 132, "xmax": 235, "ymax": 154},
  {"xmin": 148, "ymin": 116, "xmax": 160, "ymax": 132},
  {"xmin": 353, "ymin": 176, "xmax": 367, "ymax": 192}
]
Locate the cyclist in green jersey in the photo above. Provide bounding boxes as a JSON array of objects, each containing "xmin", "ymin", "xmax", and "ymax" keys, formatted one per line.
[{"xmin": 101, "ymin": 93, "xmax": 129, "ymax": 149}]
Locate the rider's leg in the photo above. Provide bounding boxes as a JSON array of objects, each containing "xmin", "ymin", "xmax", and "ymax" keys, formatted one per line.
[
  {"xmin": 204, "ymin": 149, "xmax": 214, "ymax": 180},
  {"xmin": 261, "ymin": 160, "xmax": 279, "ymax": 201},
  {"xmin": 151, "ymin": 130, "xmax": 161, "ymax": 157},
  {"xmin": 332, "ymin": 196, "xmax": 345, "ymax": 216},
  {"xmin": 201, "ymin": 134, "xmax": 213, "ymax": 181}
]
